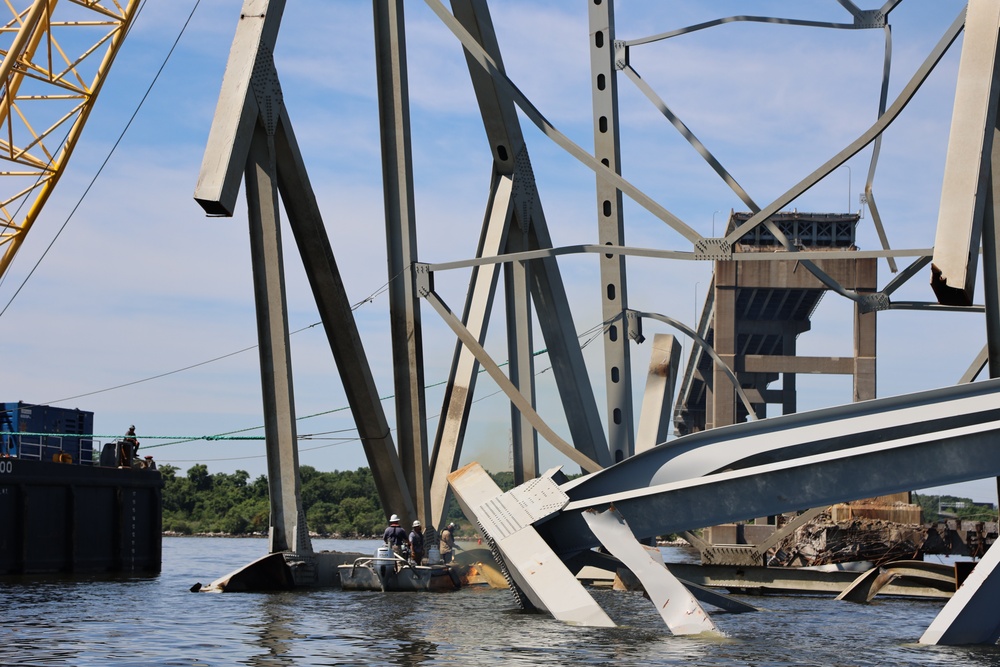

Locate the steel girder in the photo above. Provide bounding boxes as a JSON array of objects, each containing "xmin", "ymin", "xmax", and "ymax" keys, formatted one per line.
[
  {"xmin": 195, "ymin": 0, "xmax": 415, "ymax": 543},
  {"xmin": 589, "ymin": 0, "xmax": 635, "ymax": 462},
  {"xmin": 427, "ymin": 0, "xmax": 611, "ymax": 529},
  {"xmin": 373, "ymin": 0, "xmax": 431, "ymax": 525},
  {"xmin": 931, "ymin": 0, "xmax": 1000, "ymax": 307}
]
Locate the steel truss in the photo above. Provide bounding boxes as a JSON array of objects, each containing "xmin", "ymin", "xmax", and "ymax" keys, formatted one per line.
[{"xmin": 197, "ymin": 0, "xmax": 1000, "ymax": 645}]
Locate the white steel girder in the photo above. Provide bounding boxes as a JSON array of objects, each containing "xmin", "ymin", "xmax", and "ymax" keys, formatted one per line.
[
  {"xmin": 447, "ymin": 463, "xmax": 614, "ymax": 627},
  {"xmin": 582, "ymin": 506, "xmax": 718, "ymax": 636},
  {"xmin": 932, "ymin": 0, "xmax": 1000, "ymax": 306}
]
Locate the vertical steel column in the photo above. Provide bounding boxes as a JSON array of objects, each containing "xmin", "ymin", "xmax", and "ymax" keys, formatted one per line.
[
  {"xmin": 635, "ymin": 333, "xmax": 681, "ymax": 454},
  {"xmin": 245, "ymin": 121, "xmax": 310, "ymax": 555},
  {"xmin": 983, "ymin": 123, "xmax": 1000, "ymax": 380},
  {"xmin": 853, "ymin": 294, "xmax": 877, "ymax": 403},
  {"xmin": 982, "ymin": 121, "xmax": 1000, "ymax": 531},
  {"xmin": 589, "ymin": 0, "xmax": 634, "ymax": 462},
  {"xmin": 711, "ymin": 264, "xmax": 737, "ymax": 429},
  {"xmin": 373, "ymin": 0, "xmax": 430, "ymax": 523},
  {"xmin": 505, "ymin": 225, "xmax": 538, "ymax": 485},
  {"xmin": 781, "ymin": 329, "xmax": 797, "ymax": 415}
]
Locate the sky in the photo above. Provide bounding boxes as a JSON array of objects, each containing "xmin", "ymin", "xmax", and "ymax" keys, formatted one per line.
[{"xmin": 1, "ymin": 0, "xmax": 995, "ymax": 502}]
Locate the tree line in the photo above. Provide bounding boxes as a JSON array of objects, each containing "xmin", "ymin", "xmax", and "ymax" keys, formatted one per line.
[
  {"xmin": 160, "ymin": 463, "xmax": 476, "ymax": 537},
  {"xmin": 911, "ymin": 493, "xmax": 998, "ymax": 523}
]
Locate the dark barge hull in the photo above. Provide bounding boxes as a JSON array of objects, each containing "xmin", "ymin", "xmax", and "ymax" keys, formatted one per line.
[{"xmin": 0, "ymin": 458, "xmax": 162, "ymax": 575}]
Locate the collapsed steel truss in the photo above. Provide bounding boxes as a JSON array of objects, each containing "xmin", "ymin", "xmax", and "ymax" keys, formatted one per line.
[{"xmin": 196, "ymin": 0, "xmax": 1000, "ymax": 646}]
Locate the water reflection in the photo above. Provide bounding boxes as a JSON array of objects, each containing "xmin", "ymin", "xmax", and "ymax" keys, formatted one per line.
[
  {"xmin": 247, "ymin": 593, "xmax": 307, "ymax": 667},
  {"xmin": 350, "ymin": 592, "xmax": 441, "ymax": 665},
  {"xmin": 6, "ymin": 538, "xmax": 1000, "ymax": 666}
]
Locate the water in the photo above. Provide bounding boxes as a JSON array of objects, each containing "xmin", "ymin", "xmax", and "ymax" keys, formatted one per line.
[{"xmin": 2, "ymin": 537, "xmax": 1000, "ymax": 666}]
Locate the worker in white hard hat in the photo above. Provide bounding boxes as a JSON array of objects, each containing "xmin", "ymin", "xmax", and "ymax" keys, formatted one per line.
[
  {"xmin": 408, "ymin": 519, "xmax": 425, "ymax": 565},
  {"xmin": 383, "ymin": 513, "xmax": 407, "ymax": 555}
]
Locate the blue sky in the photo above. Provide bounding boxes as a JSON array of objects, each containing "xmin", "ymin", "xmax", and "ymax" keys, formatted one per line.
[{"xmin": 2, "ymin": 0, "xmax": 994, "ymax": 501}]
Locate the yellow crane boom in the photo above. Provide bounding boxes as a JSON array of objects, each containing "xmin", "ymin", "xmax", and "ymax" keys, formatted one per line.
[{"xmin": 0, "ymin": 0, "xmax": 138, "ymax": 279}]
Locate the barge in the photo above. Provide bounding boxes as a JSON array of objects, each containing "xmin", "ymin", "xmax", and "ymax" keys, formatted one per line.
[{"xmin": 0, "ymin": 402, "xmax": 163, "ymax": 575}]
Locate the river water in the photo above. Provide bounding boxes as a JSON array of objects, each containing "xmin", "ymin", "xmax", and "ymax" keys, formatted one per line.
[{"xmin": 2, "ymin": 537, "xmax": 999, "ymax": 666}]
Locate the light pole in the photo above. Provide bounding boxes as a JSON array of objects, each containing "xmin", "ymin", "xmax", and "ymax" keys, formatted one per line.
[{"xmin": 712, "ymin": 210, "xmax": 721, "ymax": 236}]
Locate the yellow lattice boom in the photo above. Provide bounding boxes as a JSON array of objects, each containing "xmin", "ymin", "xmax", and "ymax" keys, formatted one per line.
[{"xmin": 0, "ymin": 0, "xmax": 138, "ymax": 279}]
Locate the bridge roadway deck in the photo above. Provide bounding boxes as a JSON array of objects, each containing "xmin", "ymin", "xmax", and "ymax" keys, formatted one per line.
[{"xmin": 543, "ymin": 378, "xmax": 1000, "ymax": 558}]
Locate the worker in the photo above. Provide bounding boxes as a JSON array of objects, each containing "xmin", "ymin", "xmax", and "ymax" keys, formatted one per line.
[
  {"xmin": 383, "ymin": 514, "xmax": 407, "ymax": 555},
  {"xmin": 118, "ymin": 425, "xmax": 139, "ymax": 468},
  {"xmin": 125, "ymin": 425, "xmax": 139, "ymax": 455},
  {"xmin": 409, "ymin": 520, "xmax": 425, "ymax": 565},
  {"xmin": 440, "ymin": 522, "xmax": 460, "ymax": 564},
  {"xmin": 0, "ymin": 410, "xmax": 14, "ymax": 458}
]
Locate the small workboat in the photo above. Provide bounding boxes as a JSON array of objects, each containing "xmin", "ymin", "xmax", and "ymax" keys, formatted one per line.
[{"xmin": 338, "ymin": 547, "xmax": 461, "ymax": 592}]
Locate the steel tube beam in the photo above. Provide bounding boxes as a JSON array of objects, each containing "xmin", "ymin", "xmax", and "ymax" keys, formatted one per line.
[
  {"xmin": 422, "ymin": 0, "xmax": 700, "ymax": 244},
  {"xmin": 582, "ymin": 507, "xmax": 718, "ymax": 635},
  {"xmin": 920, "ymin": 533, "xmax": 1000, "ymax": 644},
  {"xmin": 428, "ymin": 0, "xmax": 610, "ymax": 526},
  {"xmin": 984, "ymin": 124, "xmax": 1000, "ymax": 379},
  {"xmin": 195, "ymin": 0, "xmax": 414, "ymax": 545},
  {"xmin": 373, "ymin": 0, "xmax": 431, "ymax": 523},
  {"xmin": 440, "ymin": 0, "xmax": 610, "ymax": 478},
  {"xmin": 635, "ymin": 334, "xmax": 680, "ymax": 453},
  {"xmin": 426, "ymin": 244, "xmax": 931, "ymax": 273},
  {"xmin": 726, "ymin": 8, "xmax": 965, "ymax": 246},
  {"xmin": 195, "ymin": 0, "xmax": 285, "ymax": 216}
]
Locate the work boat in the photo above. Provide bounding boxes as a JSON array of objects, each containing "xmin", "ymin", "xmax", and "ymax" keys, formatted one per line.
[{"xmin": 338, "ymin": 546, "xmax": 461, "ymax": 592}]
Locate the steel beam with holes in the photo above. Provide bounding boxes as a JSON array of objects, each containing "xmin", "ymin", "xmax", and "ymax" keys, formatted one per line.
[{"xmin": 428, "ymin": 0, "xmax": 610, "ymax": 529}]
